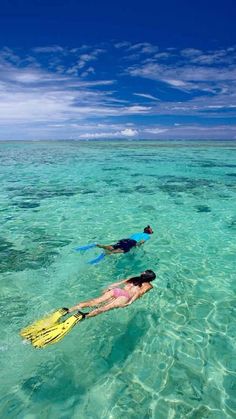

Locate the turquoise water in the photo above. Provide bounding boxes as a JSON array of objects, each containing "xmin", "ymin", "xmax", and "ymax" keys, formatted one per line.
[{"xmin": 0, "ymin": 140, "xmax": 236, "ymax": 419}]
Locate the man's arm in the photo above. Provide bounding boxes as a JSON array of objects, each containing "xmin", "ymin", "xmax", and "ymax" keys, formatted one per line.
[{"xmin": 135, "ymin": 240, "xmax": 145, "ymax": 247}]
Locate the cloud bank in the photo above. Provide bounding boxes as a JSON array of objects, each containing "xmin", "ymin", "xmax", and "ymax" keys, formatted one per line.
[{"xmin": 0, "ymin": 43, "xmax": 235, "ymax": 139}]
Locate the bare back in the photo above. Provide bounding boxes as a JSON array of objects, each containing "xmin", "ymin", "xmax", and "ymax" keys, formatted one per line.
[{"xmin": 123, "ymin": 281, "xmax": 153, "ymax": 298}]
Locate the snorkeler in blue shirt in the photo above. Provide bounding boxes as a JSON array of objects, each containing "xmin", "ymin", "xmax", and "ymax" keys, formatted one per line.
[
  {"xmin": 75, "ymin": 225, "xmax": 153, "ymax": 264},
  {"xmin": 96, "ymin": 225, "xmax": 153, "ymax": 254}
]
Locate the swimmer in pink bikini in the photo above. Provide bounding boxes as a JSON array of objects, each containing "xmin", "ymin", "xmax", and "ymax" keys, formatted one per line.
[{"xmin": 68, "ymin": 270, "xmax": 156, "ymax": 318}]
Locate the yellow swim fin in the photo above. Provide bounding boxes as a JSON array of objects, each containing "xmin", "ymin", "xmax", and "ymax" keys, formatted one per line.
[
  {"xmin": 20, "ymin": 308, "xmax": 69, "ymax": 340},
  {"xmin": 31, "ymin": 311, "xmax": 85, "ymax": 348}
]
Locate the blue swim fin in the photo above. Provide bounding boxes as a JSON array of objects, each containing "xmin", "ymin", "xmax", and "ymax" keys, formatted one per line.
[
  {"xmin": 75, "ymin": 243, "xmax": 97, "ymax": 252},
  {"xmin": 88, "ymin": 252, "xmax": 106, "ymax": 265}
]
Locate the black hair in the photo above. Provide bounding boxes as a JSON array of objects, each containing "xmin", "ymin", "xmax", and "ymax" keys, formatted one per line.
[
  {"xmin": 127, "ymin": 270, "xmax": 156, "ymax": 287},
  {"xmin": 144, "ymin": 225, "xmax": 152, "ymax": 233}
]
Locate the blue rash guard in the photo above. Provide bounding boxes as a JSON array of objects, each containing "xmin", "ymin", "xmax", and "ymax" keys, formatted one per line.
[{"xmin": 129, "ymin": 232, "xmax": 151, "ymax": 242}]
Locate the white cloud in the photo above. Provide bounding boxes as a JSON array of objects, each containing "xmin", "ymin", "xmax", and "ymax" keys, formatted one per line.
[
  {"xmin": 120, "ymin": 128, "xmax": 138, "ymax": 136},
  {"xmin": 162, "ymin": 124, "xmax": 236, "ymax": 139},
  {"xmin": 122, "ymin": 105, "xmax": 152, "ymax": 113},
  {"xmin": 75, "ymin": 124, "xmax": 236, "ymax": 141},
  {"xmin": 81, "ymin": 66, "xmax": 95, "ymax": 77},
  {"xmin": 11, "ymin": 70, "xmax": 50, "ymax": 83},
  {"xmin": 66, "ymin": 48, "xmax": 105, "ymax": 74},
  {"xmin": 33, "ymin": 46, "xmax": 65, "ymax": 53},
  {"xmin": 180, "ymin": 48, "xmax": 202, "ymax": 57},
  {"xmin": 140, "ymin": 124, "xmax": 236, "ymax": 139},
  {"xmin": 133, "ymin": 93, "xmax": 160, "ymax": 101},
  {"xmin": 143, "ymin": 127, "xmax": 168, "ymax": 134},
  {"xmin": 0, "ymin": 43, "xmax": 235, "ymax": 140},
  {"xmin": 154, "ymin": 52, "xmax": 172, "ymax": 60},
  {"xmin": 0, "ymin": 47, "xmax": 21, "ymax": 64},
  {"xmin": 162, "ymin": 79, "xmax": 187, "ymax": 87},
  {"xmin": 114, "ymin": 41, "xmax": 131, "ymax": 49},
  {"xmin": 127, "ymin": 56, "xmax": 236, "ymax": 96},
  {"xmin": 0, "ymin": 53, "xmax": 152, "ymax": 129},
  {"xmin": 79, "ymin": 127, "xmax": 138, "ymax": 139},
  {"xmin": 0, "ymin": 59, "xmax": 117, "ymax": 125},
  {"xmin": 128, "ymin": 42, "xmax": 158, "ymax": 54}
]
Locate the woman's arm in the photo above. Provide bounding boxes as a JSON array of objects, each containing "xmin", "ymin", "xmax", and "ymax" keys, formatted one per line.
[
  {"xmin": 124, "ymin": 292, "xmax": 140, "ymax": 305},
  {"xmin": 125, "ymin": 283, "xmax": 153, "ymax": 306},
  {"xmin": 106, "ymin": 278, "xmax": 128, "ymax": 289}
]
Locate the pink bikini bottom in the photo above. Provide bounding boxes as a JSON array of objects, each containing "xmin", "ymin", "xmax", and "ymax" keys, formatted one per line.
[{"xmin": 112, "ymin": 288, "xmax": 131, "ymax": 299}]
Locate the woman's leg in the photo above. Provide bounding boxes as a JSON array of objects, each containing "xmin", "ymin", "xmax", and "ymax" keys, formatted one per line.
[
  {"xmin": 68, "ymin": 290, "xmax": 114, "ymax": 312},
  {"xmin": 86, "ymin": 296, "xmax": 128, "ymax": 318}
]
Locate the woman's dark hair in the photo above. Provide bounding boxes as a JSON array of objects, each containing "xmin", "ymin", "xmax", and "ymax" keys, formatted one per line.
[{"xmin": 127, "ymin": 270, "xmax": 156, "ymax": 286}]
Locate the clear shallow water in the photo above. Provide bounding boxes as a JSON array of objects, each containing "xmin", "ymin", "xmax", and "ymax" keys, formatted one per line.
[{"xmin": 0, "ymin": 140, "xmax": 236, "ymax": 419}]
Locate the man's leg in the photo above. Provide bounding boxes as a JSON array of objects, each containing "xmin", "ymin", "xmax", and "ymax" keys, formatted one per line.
[
  {"xmin": 97, "ymin": 244, "xmax": 124, "ymax": 254},
  {"xmin": 96, "ymin": 244, "xmax": 114, "ymax": 251},
  {"xmin": 109, "ymin": 248, "xmax": 124, "ymax": 253}
]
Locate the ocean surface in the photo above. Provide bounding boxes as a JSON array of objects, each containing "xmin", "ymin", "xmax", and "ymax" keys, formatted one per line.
[{"xmin": 0, "ymin": 140, "xmax": 236, "ymax": 419}]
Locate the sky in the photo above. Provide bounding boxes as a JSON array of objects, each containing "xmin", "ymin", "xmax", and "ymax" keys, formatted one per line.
[{"xmin": 0, "ymin": 0, "xmax": 236, "ymax": 140}]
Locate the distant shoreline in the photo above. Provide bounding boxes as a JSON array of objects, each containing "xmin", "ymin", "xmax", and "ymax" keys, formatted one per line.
[
  {"xmin": 0, "ymin": 138, "xmax": 236, "ymax": 144},
  {"xmin": 0, "ymin": 139, "xmax": 236, "ymax": 149}
]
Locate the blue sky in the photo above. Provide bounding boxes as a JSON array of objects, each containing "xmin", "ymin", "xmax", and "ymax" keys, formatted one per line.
[{"xmin": 0, "ymin": 0, "xmax": 236, "ymax": 140}]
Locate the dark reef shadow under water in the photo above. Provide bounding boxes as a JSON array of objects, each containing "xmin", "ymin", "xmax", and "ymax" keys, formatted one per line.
[
  {"xmin": 0, "ymin": 235, "xmax": 71, "ymax": 273},
  {"xmin": 194, "ymin": 205, "xmax": 211, "ymax": 213},
  {"xmin": 105, "ymin": 310, "xmax": 150, "ymax": 366},
  {"xmin": 227, "ymin": 217, "xmax": 236, "ymax": 230}
]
